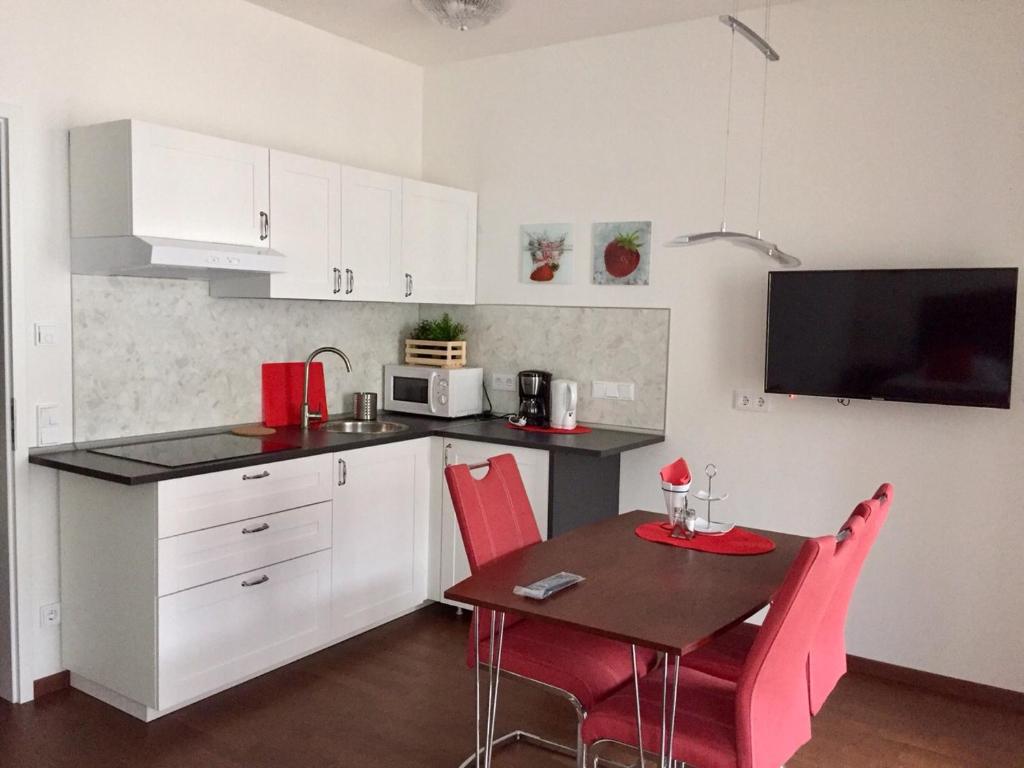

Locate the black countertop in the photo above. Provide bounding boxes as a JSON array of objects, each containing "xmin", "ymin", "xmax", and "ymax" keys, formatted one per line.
[{"xmin": 28, "ymin": 413, "xmax": 664, "ymax": 486}]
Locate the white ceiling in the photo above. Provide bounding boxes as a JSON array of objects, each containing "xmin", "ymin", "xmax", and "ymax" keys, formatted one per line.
[{"xmin": 245, "ymin": 0, "xmax": 789, "ymax": 66}]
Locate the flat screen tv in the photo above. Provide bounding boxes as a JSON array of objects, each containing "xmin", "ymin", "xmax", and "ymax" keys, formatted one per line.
[{"xmin": 765, "ymin": 268, "xmax": 1018, "ymax": 409}]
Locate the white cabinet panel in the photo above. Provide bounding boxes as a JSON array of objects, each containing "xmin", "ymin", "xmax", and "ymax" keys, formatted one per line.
[
  {"xmin": 401, "ymin": 179, "xmax": 477, "ymax": 305},
  {"xmin": 157, "ymin": 454, "xmax": 333, "ymax": 539},
  {"xmin": 131, "ymin": 121, "xmax": 270, "ymax": 246},
  {"xmin": 341, "ymin": 166, "xmax": 403, "ymax": 302},
  {"xmin": 158, "ymin": 550, "xmax": 331, "ymax": 710},
  {"xmin": 266, "ymin": 150, "xmax": 341, "ymax": 299},
  {"xmin": 332, "ymin": 439, "xmax": 431, "ymax": 638},
  {"xmin": 438, "ymin": 440, "xmax": 549, "ymax": 606},
  {"xmin": 158, "ymin": 501, "xmax": 332, "ymax": 596}
]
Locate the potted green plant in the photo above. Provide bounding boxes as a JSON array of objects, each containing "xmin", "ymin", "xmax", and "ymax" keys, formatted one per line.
[{"xmin": 405, "ymin": 313, "xmax": 468, "ymax": 368}]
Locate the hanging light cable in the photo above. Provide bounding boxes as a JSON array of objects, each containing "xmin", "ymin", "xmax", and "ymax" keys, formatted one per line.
[{"xmin": 666, "ymin": 0, "xmax": 800, "ymax": 268}]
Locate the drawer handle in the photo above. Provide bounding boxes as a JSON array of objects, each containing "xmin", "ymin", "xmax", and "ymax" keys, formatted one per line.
[
  {"xmin": 241, "ymin": 575, "xmax": 270, "ymax": 588},
  {"xmin": 242, "ymin": 471, "xmax": 270, "ymax": 481},
  {"xmin": 242, "ymin": 522, "xmax": 270, "ymax": 535}
]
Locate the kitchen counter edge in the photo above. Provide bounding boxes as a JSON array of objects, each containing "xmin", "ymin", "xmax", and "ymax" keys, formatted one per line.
[{"xmin": 28, "ymin": 416, "xmax": 665, "ymax": 486}]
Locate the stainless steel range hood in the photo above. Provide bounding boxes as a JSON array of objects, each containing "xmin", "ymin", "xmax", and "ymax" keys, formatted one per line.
[{"xmin": 70, "ymin": 235, "xmax": 286, "ymax": 280}]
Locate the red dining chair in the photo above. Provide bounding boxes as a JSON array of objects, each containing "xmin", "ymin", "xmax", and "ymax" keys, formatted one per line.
[
  {"xmin": 445, "ymin": 453, "xmax": 659, "ymax": 768},
  {"xmin": 679, "ymin": 484, "xmax": 892, "ymax": 715},
  {"xmin": 584, "ymin": 517, "xmax": 865, "ymax": 768}
]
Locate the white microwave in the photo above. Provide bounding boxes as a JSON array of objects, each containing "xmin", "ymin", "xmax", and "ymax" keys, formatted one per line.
[{"xmin": 383, "ymin": 364, "xmax": 484, "ymax": 418}]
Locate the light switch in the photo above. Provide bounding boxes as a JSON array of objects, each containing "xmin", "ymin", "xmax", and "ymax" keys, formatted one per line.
[
  {"xmin": 36, "ymin": 403, "xmax": 60, "ymax": 446},
  {"xmin": 34, "ymin": 323, "xmax": 58, "ymax": 347},
  {"xmin": 592, "ymin": 381, "xmax": 636, "ymax": 401}
]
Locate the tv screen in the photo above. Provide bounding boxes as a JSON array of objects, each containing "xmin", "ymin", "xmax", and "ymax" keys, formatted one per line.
[{"xmin": 765, "ymin": 268, "xmax": 1018, "ymax": 409}]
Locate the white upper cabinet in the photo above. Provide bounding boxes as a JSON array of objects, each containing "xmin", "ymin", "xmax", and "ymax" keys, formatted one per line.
[
  {"xmin": 71, "ymin": 120, "xmax": 270, "ymax": 247},
  {"xmin": 267, "ymin": 150, "xmax": 342, "ymax": 299},
  {"xmin": 211, "ymin": 150, "xmax": 341, "ymax": 299},
  {"xmin": 401, "ymin": 179, "xmax": 477, "ymax": 305},
  {"xmin": 340, "ymin": 166, "xmax": 404, "ymax": 302}
]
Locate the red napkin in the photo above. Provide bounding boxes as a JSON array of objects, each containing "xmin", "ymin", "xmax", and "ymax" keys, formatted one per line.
[
  {"xmin": 262, "ymin": 362, "xmax": 327, "ymax": 427},
  {"xmin": 635, "ymin": 522, "xmax": 775, "ymax": 556},
  {"xmin": 660, "ymin": 457, "xmax": 692, "ymax": 486},
  {"xmin": 504, "ymin": 423, "xmax": 593, "ymax": 435}
]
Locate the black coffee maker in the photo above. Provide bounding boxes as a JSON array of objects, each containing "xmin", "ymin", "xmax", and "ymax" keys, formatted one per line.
[{"xmin": 517, "ymin": 370, "xmax": 552, "ymax": 427}]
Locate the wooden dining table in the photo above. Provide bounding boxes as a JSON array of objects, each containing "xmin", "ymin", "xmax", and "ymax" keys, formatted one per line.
[{"xmin": 444, "ymin": 509, "xmax": 807, "ymax": 768}]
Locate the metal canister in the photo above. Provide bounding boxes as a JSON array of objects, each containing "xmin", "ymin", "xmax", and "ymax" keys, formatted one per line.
[{"xmin": 352, "ymin": 392, "xmax": 378, "ymax": 421}]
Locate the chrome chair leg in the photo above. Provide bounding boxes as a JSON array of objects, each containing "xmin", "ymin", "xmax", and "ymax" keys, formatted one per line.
[{"xmin": 459, "ymin": 656, "xmax": 590, "ymax": 767}]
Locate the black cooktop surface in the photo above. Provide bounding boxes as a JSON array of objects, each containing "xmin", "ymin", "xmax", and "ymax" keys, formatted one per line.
[{"xmin": 89, "ymin": 433, "xmax": 298, "ymax": 468}]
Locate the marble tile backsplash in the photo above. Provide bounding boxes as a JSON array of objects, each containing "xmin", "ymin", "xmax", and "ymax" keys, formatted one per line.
[
  {"xmin": 72, "ymin": 279, "xmax": 669, "ymax": 442},
  {"xmin": 420, "ymin": 305, "xmax": 669, "ymax": 430},
  {"xmin": 72, "ymin": 276, "xmax": 419, "ymax": 442}
]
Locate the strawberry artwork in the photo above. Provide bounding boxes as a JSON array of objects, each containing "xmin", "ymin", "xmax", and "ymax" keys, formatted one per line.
[
  {"xmin": 524, "ymin": 229, "xmax": 570, "ymax": 283},
  {"xmin": 603, "ymin": 230, "xmax": 643, "ymax": 278},
  {"xmin": 591, "ymin": 221, "xmax": 652, "ymax": 286}
]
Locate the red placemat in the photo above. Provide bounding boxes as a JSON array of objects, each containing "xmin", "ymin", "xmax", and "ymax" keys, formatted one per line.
[
  {"xmin": 504, "ymin": 423, "xmax": 593, "ymax": 435},
  {"xmin": 635, "ymin": 522, "xmax": 775, "ymax": 556}
]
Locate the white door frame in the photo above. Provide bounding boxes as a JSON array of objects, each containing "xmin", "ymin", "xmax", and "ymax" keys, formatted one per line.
[{"xmin": 0, "ymin": 103, "xmax": 33, "ymax": 703}]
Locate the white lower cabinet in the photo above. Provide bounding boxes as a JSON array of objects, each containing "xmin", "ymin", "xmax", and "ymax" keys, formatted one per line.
[
  {"xmin": 158, "ymin": 550, "xmax": 332, "ymax": 710},
  {"xmin": 438, "ymin": 440, "xmax": 549, "ymax": 606},
  {"xmin": 331, "ymin": 438, "xmax": 431, "ymax": 638},
  {"xmin": 59, "ymin": 437, "xmax": 434, "ymax": 720}
]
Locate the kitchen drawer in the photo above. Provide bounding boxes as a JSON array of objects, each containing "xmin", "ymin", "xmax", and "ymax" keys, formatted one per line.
[
  {"xmin": 158, "ymin": 454, "xmax": 333, "ymax": 538},
  {"xmin": 157, "ymin": 549, "xmax": 331, "ymax": 710},
  {"xmin": 158, "ymin": 501, "xmax": 331, "ymax": 596}
]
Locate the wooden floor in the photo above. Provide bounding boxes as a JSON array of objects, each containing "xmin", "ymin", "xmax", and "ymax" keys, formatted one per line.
[{"xmin": 1, "ymin": 604, "xmax": 1021, "ymax": 767}]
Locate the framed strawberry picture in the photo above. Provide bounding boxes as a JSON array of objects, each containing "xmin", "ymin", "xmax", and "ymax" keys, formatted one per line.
[
  {"xmin": 521, "ymin": 223, "xmax": 574, "ymax": 285},
  {"xmin": 592, "ymin": 221, "xmax": 652, "ymax": 286}
]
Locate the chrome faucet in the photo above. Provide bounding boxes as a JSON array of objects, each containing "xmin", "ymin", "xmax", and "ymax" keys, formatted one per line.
[{"xmin": 301, "ymin": 346, "xmax": 353, "ymax": 429}]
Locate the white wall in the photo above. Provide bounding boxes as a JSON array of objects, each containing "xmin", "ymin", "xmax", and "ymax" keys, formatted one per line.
[
  {"xmin": 424, "ymin": 0, "xmax": 1024, "ymax": 691},
  {"xmin": 0, "ymin": 0, "xmax": 423, "ymax": 689}
]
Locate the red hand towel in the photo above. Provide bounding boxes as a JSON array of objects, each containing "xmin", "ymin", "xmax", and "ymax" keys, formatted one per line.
[{"xmin": 262, "ymin": 362, "xmax": 327, "ymax": 427}]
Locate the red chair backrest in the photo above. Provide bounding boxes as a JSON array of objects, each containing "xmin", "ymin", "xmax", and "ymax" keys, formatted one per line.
[
  {"xmin": 444, "ymin": 453, "xmax": 541, "ymax": 572},
  {"xmin": 735, "ymin": 516, "xmax": 864, "ymax": 768},
  {"xmin": 444, "ymin": 454, "xmax": 539, "ymax": 649},
  {"xmin": 807, "ymin": 483, "xmax": 893, "ymax": 714}
]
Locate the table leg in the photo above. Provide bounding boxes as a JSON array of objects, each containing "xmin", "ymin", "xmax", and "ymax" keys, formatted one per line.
[
  {"xmin": 659, "ymin": 662, "xmax": 668, "ymax": 768},
  {"xmin": 484, "ymin": 611, "xmax": 506, "ymax": 768},
  {"xmin": 474, "ymin": 609, "xmax": 481, "ymax": 768},
  {"xmin": 667, "ymin": 655, "xmax": 680, "ymax": 768},
  {"xmin": 630, "ymin": 645, "xmax": 646, "ymax": 768}
]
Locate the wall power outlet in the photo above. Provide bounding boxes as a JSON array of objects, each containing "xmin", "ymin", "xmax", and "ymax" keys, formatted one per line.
[
  {"xmin": 490, "ymin": 373, "xmax": 516, "ymax": 392},
  {"xmin": 733, "ymin": 391, "xmax": 773, "ymax": 413},
  {"xmin": 40, "ymin": 602, "xmax": 61, "ymax": 627}
]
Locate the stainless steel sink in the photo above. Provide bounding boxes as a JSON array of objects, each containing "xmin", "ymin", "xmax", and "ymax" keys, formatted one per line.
[{"xmin": 321, "ymin": 420, "xmax": 409, "ymax": 434}]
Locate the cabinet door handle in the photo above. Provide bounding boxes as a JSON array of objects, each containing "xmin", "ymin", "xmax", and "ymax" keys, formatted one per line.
[
  {"xmin": 242, "ymin": 522, "xmax": 270, "ymax": 535},
  {"xmin": 404, "ymin": 273, "xmax": 413, "ymax": 298},
  {"xmin": 345, "ymin": 268, "xmax": 354, "ymax": 295},
  {"xmin": 443, "ymin": 442, "xmax": 454, "ymax": 467},
  {"xmin": 242, "ymin": 470, "xmax": 270, "ymax": 481},
  {"xmin": 333, "ymin": 267, "xmax": 342, "ymax": 294},
  {"xmin": 259, "ymin": 211, "xmax": 270, "ymax": 241},
  {"xmin": 338, "ymin": 457, "xmax": 347, "ymax": 486},
  {"xmin": 241, "ymin": 575, "xmax": 269, "ymax": 588}
]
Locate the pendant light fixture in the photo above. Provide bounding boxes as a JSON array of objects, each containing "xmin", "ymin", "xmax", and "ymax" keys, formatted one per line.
[
  {"xmin": 667, "ymin": 0, "xmax": 800, "ymax": 268},
  {"xmin": 412, "ymin": 0, "xmax": 507, "ymax": 32}
]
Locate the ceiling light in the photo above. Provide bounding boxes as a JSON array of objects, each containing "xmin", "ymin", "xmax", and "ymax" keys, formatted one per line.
[
  {"xmin": 412, "ymin": 0, "xmax": 507, "ymax": 32},
  {"xmin": 667, "ymin": 0, "xmax": 800, "ymax": 268}
]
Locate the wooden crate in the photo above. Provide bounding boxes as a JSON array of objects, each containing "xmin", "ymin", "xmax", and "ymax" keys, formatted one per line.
[{"xmin": 404, "ymin": 339, "xmax": 467, "ymax": 368}]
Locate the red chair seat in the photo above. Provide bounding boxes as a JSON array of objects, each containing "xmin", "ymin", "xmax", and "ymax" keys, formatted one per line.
[
  {"xmin": 683, "ymin": 623, "xmax": 757, "ymax": 682},
  {"xmin": 475, "ymin": 618, "xmax": 659, "ymax": 710},
  {"xmin": 582, "ymin": 666, "xmax": 739, "ymax": 768}
]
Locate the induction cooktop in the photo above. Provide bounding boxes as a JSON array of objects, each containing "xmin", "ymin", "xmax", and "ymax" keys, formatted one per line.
[{"xmin": 89, "ymin": 433, "xmax": 298, "ymax": 468}]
